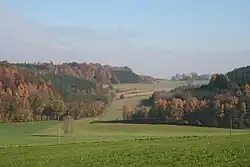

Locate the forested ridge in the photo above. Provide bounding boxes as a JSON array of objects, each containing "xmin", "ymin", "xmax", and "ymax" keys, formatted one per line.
[{"xmin": 14, "ymin": 61, "xmax": 156, "ymax": 84}]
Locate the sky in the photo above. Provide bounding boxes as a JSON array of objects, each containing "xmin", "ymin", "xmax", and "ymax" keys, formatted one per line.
[{"xmin": 0, "ymin": 0, "xmax": 250, "ymax": 78}]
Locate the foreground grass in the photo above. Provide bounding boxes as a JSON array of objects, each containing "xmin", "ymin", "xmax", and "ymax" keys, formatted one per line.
[
  {"xmin": 1, "ymin": 119, "xmax": 250, "ymax": 166},
  {"xmin": 0, "ymin": 121, "xmax": 58, "ymax": 146},
  {"xmin": 1, "ymin": 134, "xmax": 250, "ymax": 167}
]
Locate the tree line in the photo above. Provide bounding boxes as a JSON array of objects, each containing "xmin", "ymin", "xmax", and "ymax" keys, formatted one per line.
[{"xmin": 14, "ymin": 61, "xmax": 156, "ymax": 84}]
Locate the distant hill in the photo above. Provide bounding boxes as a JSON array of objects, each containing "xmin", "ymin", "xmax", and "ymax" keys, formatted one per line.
[
  {"xmin": 108, "ymin": 66, "xmax": 156, "ymax": 84},
  {"xmin": 14, "ymin": 62, "xmax": 157, "ymax": 84},
  {"xmin": 227, "ymin": 66, "xmax": 250, "ymax": 87}
]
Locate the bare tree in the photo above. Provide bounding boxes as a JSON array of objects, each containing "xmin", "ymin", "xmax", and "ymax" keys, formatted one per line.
[
  {"xmin": 183, "ymin": 73, "xmax": 195, "ymax": 102},
  {"xmin": 63, "ymin": 114, "xmax": 73, "ymax": 136},
  {"xmin": 183, "ymin": 74, "xmax": 195, "ymax": 87}
]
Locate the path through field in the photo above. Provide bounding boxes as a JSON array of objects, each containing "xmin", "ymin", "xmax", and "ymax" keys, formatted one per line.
[{"xmin": 97, "ymin": 95, "xmax": 150, "ymax": 121}]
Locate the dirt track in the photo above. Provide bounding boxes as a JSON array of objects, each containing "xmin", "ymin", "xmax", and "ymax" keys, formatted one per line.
[{"xmin": 115, "ymin": 88, "xmax": 172, "ymax": 100}]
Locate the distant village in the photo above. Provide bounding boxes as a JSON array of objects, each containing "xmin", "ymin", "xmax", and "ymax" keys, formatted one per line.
[{"xmin": 171, "ymin": 73, "xmax": 211, "ymax": 81}]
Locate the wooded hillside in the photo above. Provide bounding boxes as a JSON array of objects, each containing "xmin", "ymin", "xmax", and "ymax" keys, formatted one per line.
[
  {"xmin": 127, "ymin": 69, "xmax": 250, "ymax": 129},
  {"xmin": 227, "ymin": 66, "xmax": 250, "ymax": 87},
  {"xmin": 0, "ymin": 61, "xmax": 117, "ymax": 122}
]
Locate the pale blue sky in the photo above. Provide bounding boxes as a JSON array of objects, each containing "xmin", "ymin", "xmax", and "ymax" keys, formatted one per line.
[{"xmin": 0, "ymin": 0, "xmax": 250, "ymax": 78}]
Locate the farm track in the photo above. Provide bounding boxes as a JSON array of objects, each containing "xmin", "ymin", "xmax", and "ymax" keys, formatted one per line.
[
  {"xmin": 97, "ymin": 95, "xmax": 150, "ymax": 121},
  {"xmin": 115, "ymin": 88, "xmax": 172, "ymax": 99}
]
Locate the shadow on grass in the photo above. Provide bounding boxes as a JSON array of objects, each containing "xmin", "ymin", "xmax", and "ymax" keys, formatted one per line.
[
  {"xmin": 89, "ymin": 119, "xmax": 219, "ymax": 128},
  {"xmin": 31, "ymin": 134, "xmax": 59, "ymax": 137}
]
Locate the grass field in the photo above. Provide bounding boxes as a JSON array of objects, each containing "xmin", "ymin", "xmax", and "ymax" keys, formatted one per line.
[
  {"xmin": 114, "ymin": 80, "xmax": 209, "ymax": 91},
  {"xmin": 4, "ymin": 119, "xmax": 249, "ymax": 146},
  {"xmin": 1, "ymin": 80, "xmax": 250, "ymax": 166},
  {"xmin": 0, "ymin": 119, "xmax": 250, "ymax": 166}
]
